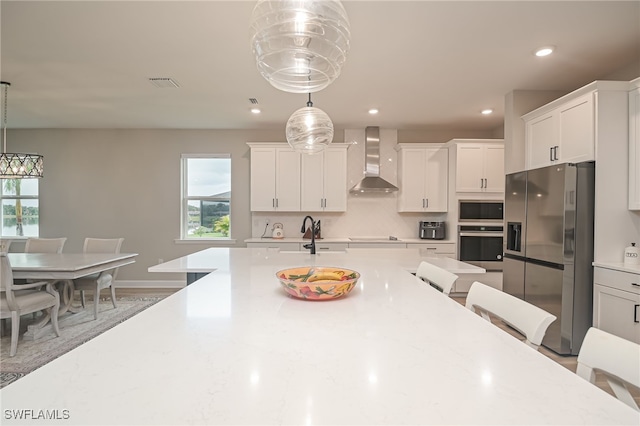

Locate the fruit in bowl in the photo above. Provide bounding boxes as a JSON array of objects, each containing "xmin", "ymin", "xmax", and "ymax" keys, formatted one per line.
[{"xmin": 276, "ymin": 266, "xmax": 360, "ymax": 300}]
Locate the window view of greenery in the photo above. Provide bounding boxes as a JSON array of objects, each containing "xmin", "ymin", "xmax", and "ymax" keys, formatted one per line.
[
  {"xmin": 1, "ymin": 178, "xmax": 39, "ymax": 237},
  {"xmin": 184, "ymin": 156, "xmax": 231, "ymax": 239}
]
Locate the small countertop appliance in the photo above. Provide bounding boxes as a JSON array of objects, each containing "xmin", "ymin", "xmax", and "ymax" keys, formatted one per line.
[{"xmin": 420, "ymin": 222, "xmax": 446, "ymax": 240}]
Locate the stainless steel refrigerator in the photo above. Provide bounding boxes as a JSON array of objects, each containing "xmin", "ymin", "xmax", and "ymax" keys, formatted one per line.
[{"xmin": 503, "ymin": 162, "xmax": 595, "ymax": 355}]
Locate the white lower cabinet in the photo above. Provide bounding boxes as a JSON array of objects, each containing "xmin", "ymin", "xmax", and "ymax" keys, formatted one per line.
[
  {"xmin": 593, "ymin": 267, "xmax": 640, "ymax": 344},
  {"xmin": 245, "ymin": 241, "xmax": 348, "ymax": 252},
  {"xmin": 406, "ymin": 243, "xmax": 455, "ymax": 258},
  {"xmin": 246, "ymin": 242, "xmax": 301, "ymax": 250},
  {"xmin": 347, "ymin": 243, "xmax": 407, "ymax": 249},
  {"xmin": 314, "ymin": 242, "xmax": 348, "ymax": 252}
]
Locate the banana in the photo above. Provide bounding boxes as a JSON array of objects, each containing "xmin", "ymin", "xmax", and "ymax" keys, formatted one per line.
[{"xmin": 308, "ymin": 271, "xmax": 343, "ymax": 282}]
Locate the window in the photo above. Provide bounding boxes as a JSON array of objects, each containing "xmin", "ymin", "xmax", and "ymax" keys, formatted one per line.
[
  {"xmin": 181, "ymin": 155, "xmax": 231, "ymax": 239},
  {"xmin": 1, "ymin": 178, "xmax": 40, "ymax": 237}
]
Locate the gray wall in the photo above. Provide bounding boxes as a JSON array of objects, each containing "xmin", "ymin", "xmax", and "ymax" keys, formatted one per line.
[{"xmin": 7, "ymin": 129, "xmax": 285, "ymax": 281}]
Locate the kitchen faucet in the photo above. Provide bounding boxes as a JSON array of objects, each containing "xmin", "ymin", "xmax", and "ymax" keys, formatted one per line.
[{"xmin": 301, "ymin": 215, "xmax": 316, "ymax": 254}]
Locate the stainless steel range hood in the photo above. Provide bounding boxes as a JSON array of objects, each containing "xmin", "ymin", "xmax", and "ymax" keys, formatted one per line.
[{"xmin": 350, "ymin": 126, "xmax": 398, "ymax": 193}]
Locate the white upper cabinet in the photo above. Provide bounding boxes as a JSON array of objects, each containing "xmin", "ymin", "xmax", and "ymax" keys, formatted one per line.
[
  {"xmin": 629, "ymin": 81, "xmax": 640, "ymax": 210},
  {"xmin": 301, "ymin": 146, "xmax": 348, "ymax": 212},
  {"xmin": 249, "ymin": 144, "xmax": 301, "ymax": 211},
  {"xmin": 455, "ymin": 142, "xmax": 504, "ymax": 193},
  {"xmin": 525, "ymin": 93, "xmax": 595, "ymax": 170},
  {"xmin": 396, "ymin": 144, "xmax": 448, "ymax": 212}
]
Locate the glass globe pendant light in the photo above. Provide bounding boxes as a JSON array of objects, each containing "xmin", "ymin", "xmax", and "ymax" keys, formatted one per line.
[
  {"xmin": 0, "ymin": 82, "xmax": 44, "ymax": 179},
  {"xmin": 286, "ymin": 93, "xmax": 333, "ymax": 154},
  {"xmin": 250, "ymin": 0, "xmax": 351, "ymax": 93}
]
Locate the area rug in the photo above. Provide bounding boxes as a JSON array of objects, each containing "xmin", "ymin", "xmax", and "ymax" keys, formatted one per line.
[{"xmin": 0, "ymin": 296, "xmax": 164, "ymax": 389}]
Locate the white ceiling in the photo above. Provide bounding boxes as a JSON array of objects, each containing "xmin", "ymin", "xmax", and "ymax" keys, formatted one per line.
[{"xmin": 1, "ymin": 1, "xmax": 639, "ymax": 132}]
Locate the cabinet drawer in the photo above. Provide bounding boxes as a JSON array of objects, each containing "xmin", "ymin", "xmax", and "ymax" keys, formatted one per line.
[
  {"xmin": 594, "ymin": 267, "xmax": 640, "ymax": 295},
  {"xmin": 407, "ymin": 243, "xmax": 455, "ymax": 256},
  {"xmin": 315, "ymin": 243, "xmax": 348, "ymax": 252},
  {"xmin": 246, "ymin": 242, "xmax": 301, "ymax": 250}
]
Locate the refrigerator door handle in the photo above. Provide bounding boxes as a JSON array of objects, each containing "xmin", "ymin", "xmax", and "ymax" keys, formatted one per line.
[{"xmin": 634, "ymin": 304, "xmax": 639, "ymax": 323}]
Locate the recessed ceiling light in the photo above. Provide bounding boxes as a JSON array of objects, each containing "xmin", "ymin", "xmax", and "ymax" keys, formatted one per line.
[
  {"xmin": 535, "ymin": 46, "xmax": 555, "ymax": 57},
  {"xmin": 368, "ymin": 108, "xmax": 379, "ymax": 115},
  {"xmin": 481, "ymin": 109, "xmax": 493, "ymax": 115},
  {"xmin": 251, "ymin": 108, "xmax": 261, "ymax": 114}
]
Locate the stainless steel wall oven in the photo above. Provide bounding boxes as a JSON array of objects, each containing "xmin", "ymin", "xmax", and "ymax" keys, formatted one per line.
[{"xmin": 458, "ymin": 225, "xmax": 504, "ymax": 271}]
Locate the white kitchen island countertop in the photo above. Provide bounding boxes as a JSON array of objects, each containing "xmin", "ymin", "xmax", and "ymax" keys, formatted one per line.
[
  {"xmin": 149, "ymin": 247, "xmax": 483, "ymax": 275},
  {"xmin": 2, "ymin": 247, "xmax": 638, "ymax": 425}
]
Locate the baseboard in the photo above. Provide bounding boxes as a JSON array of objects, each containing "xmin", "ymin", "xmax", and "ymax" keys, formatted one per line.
[{"xmin": 114, "ymin": 280, "xmax": 186, "ymax": 289}]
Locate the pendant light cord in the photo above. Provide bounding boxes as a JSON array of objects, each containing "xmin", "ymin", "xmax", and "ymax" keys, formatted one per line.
[{"xmin": 307, "ymin": 93, "xmax": 313, "ymax": 107}]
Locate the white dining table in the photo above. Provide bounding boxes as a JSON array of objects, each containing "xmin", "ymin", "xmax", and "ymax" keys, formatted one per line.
[
  {"xmin": 7, "ymin": 252, "xmax": 137, "ymax": 339},
  {"xmin": 1, "ymin": 247, "xmax": 637, "ymax": 425}
]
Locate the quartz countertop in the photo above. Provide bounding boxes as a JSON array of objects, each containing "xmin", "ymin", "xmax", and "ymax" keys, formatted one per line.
[
  {"xmin": 149, "ymin": 247, "xmax": 482, "ymax": 275},
  {"xmin": 3, "ymin": 247, "xmax": 638, "ymax": 425},
  {"xmin": 244, "ymin": 237, "xmax": 456, "ymax": 244},
  {"xmin": 593, "ymin": 261, "xmax": 640, "ymax": 274}
]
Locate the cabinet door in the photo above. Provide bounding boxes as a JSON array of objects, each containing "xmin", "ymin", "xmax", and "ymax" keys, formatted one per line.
[
  {"xmin": 456, "ymin": 145, "xmax": 484, "ymax": 192},
  {"xmin": 630, "ymin": 88, "xmax": 640, "ymax": 210},
  {"xmin": 274, "ymin": 148, "xmax": 301, "ymax": 211},
  {"xmin": 301, "ymin": 152, "xmax": 324, "ymax": 211},
  {"xmin": 424, "ymin": 148, "xmax": 448, "ymax": 210},
  {"xmin": 250, "ymin": 148, "xmax": 277, "ymax": 211},
  {"xmin": 526, "ymin": 112, "xmax": 557, "ymax": 170},
  {"xmin": 558, "ymin": 93, "xmax": 594, "ymax": 164},
  {"xmin": 593, "ymin": 284, "xmax": 640, "ymax": 344},
  {"xmin": 398, "ymin": 148, "xmax": 427, "ymax": 211},
  {"xmin": 322, "ymin": 147, "xmax": 347, "ymax": 211},
  {"xmin": 483, "ymin": 145, "xmax": 505, "ymax": 192}
]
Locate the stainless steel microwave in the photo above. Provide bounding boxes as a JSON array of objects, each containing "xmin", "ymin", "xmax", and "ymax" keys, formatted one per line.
[{"xmin": 458, "ymin": 200, "xmax": 504, "ymax": 222}]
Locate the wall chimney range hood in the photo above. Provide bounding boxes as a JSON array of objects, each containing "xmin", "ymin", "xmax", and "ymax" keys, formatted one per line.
[{"xmin": 350, "ymin": 126, "xmax": 398, "ymax": 193}]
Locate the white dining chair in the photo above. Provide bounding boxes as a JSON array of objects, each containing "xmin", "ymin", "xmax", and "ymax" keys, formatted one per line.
[
  {"xmin": 415, "ymin": 261, "xmax": 458, "ymax": 296},
  {"xmin": 576, "ymin": 327, "xmax": 640, "ymax": 411},
  {"xmin": 73, "ymin": 238, "xmax": 124, "ymax": 320},
  {"xmin": 465, "ymin": 281, "xmax": 557, "ymax": 350},
  {"xmin": 0, "ymin": 252, "xmax": 61, "ymax": 357},
  {"xmin": 24, "ymin": 237, "xmax": 67, "ymax": 254}
]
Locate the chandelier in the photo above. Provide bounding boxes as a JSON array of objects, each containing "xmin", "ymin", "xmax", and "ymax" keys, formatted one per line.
[
  {"xmin": 286, "ymin": 93, "xmax": 333, "ymax": 154},
  {"xmin": 250, "ymin": 0, "xmax": 351, "ymax": 93},
  {"xmin": 0, "ymin": 82, "xmax": 43, "ymax": 178}
]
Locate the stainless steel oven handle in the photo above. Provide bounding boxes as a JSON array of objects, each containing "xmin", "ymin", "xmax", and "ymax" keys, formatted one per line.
[{"xmin": 459, "ymin": 232, "xmax": 504, "ymax": 237}]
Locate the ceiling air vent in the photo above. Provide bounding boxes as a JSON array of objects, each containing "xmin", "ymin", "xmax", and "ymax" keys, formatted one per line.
[
  {"xmin": 148, "ymin": 77, "xmax": 180, "ymax": 88},
  {"xmin": 249, "ymin": 98, "xmax": 259, "ymax": 104}
]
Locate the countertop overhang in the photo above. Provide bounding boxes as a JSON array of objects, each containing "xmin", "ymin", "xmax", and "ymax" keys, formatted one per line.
[{"xmin": 148, "ymin": 247, "xmax": 484, "ymax": 275}]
